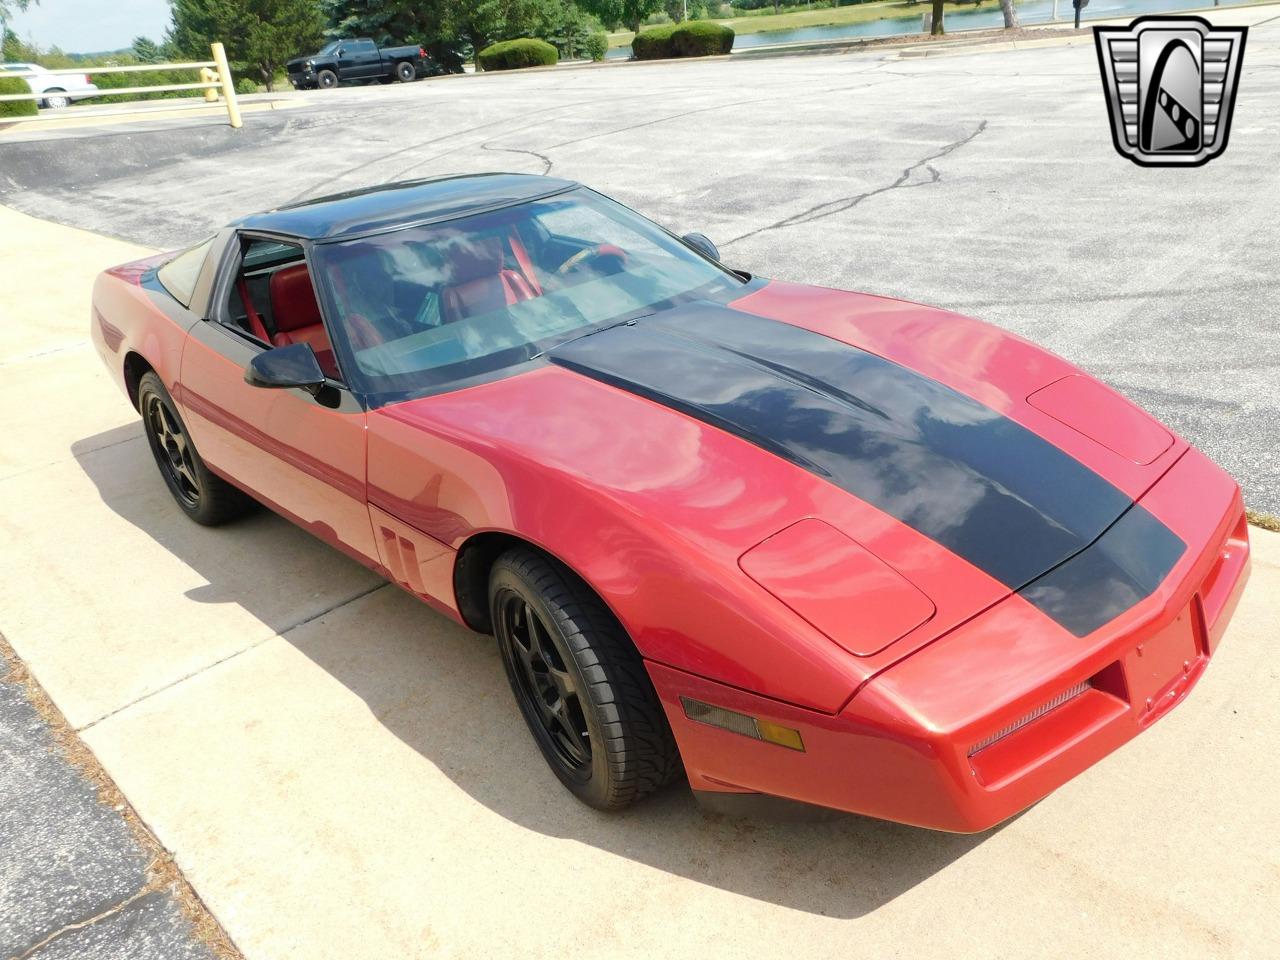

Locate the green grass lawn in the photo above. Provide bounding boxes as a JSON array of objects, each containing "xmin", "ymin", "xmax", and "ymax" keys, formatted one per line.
[{"xmin": 608, "ymin": 0, "xmax": 1003, "ymax": 49}]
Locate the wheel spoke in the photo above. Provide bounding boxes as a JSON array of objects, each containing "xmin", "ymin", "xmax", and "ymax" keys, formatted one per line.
[
  {"xmin": 550, "ymin": 698, "xmax": 590, "ymax": 762},
  {"xmin": 175, "ymin": 459, "xmax": 198, "ymax": 491},
  {"xmin": 159, "ymin": 403, "xmax": 179, "ymax": 437},
  {"xmin": 546, "ymin": 664, "xmax": 575, "ymax": 699},
  {"xmin": 148, "ymin": 404, "xmax": 166, "ymax": 441}
]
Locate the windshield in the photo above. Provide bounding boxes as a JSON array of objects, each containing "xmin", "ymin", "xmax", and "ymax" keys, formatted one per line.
[
  {"xmin": 312, "ymin": 187, "xmax": 744, "ymax": 400},
  {"xmin": 317, "ymin": 41, "xmax": 340, "ymax": 55}
]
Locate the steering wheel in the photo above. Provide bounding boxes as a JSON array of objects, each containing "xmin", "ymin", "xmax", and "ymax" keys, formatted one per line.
[{"xmin": 554, "ymin": 244, "xmax": 627, "ymax": 277}]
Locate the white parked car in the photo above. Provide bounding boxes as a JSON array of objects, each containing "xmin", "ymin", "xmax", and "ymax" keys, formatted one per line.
[{"xmin": 0, "ymin": 62, "xmax": 99, "ymax": 109}]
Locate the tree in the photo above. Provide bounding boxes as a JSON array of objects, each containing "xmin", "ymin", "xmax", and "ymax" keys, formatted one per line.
[
  {"xmin": 1000, "ymin": 0, "xmax": 1019, "ymax": 28},
  {"xmin": 0, "ymin": 0, "xmax": 33, "ymax": 55},
  {"xmin": 575, "ymin": 0, "xmax": 662, "ymax": 35},
  {"xmin": 0, "ymin": 0, "xmax": 32, "ymax": 25},
  {"xmin": 169, "ymin": 0, "xmax": 326, "ymax": 91},
  {"xmin": 324, "ymin": 0, "xmax": 427, "ymax": 44},
  {"xmin": 132, "ymin": 36, "xmax": 163, "ymax": 62},
  {"xmin": 931, "ymin": 0, "xmax": 944, "ymax": 34}
]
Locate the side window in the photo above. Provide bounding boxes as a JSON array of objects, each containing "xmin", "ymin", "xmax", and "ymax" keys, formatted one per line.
[
  {"xmin": 220, "ymin": 237, "xmax": 342, "ymax": 381},
  {"xmin": 157, "ymin": 237, "xmax": 215, "ymax": 308},
  {"xmin": 354, "ymin": 40, "xmax": 376, "ymax": 53}
]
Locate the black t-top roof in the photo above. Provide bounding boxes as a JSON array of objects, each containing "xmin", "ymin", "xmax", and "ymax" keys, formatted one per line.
[{"xmin": 232, "ymin": 173, "xmax": 579, "ymax": 242}]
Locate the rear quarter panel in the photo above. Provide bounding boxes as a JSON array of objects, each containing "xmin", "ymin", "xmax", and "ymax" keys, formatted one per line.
[{"xmin": 90, "ymin": 255, "xmax": 192, "ymax": 405}]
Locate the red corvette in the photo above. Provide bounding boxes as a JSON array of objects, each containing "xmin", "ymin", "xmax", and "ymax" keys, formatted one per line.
[{"xmin": 91, "ymin": 174, "xmax": 1250, "ymax": 830}]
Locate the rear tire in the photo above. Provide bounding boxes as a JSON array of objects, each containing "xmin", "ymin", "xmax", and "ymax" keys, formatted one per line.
[
  {"xmin": 490, "ymin": 548, "xmax": 681, "ymax": 810},
  {"xmin": 316, "ymin": 69, "xmax": 338, "ymax": 90},
  {"xmin": 43, "ymin": 89, "xmax": 69, "ymax": 109},
  {"xmin": 395, "ymin": 61, "xmax": 416, "ymax": 83},
  {"xmin": 138, "ymin": 372, "xmax": 254, "ymax": 527}
]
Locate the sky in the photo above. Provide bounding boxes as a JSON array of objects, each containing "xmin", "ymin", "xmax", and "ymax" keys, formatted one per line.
[{"xmin": 3, "ymin": 0, "xmax": 172, "ymax": 54}]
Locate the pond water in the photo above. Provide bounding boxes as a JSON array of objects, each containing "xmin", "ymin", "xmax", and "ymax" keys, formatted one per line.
[{"xmin": 605, "ymin": 0, "xmax": 1257, "ymax": 59}]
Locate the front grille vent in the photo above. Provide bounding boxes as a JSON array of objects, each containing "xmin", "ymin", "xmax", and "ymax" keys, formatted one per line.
[{"xmin": 969, "ymin": 680, "xmax": 1092, "ymax": 756}]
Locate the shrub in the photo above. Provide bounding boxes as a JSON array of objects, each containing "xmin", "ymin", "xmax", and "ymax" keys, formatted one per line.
[
  {"xmin": 632, "ymin": 22, "xmax": 733, "ymax": 60},
  {"xmin": 235, "ymin": 76, "xmax": 258, "ymax": 95},
  {"xmin": 631, "ymin": 24, "xmax": 678, "ymax": 60},
  {"xmin": 478, "ymin": 38, "xmax": 559, "ymax": 71},
  {"xmin": 672, "ymin": 21, "xmax": 735, "ymax": 57},
  {"xmin": 584, "ymin": 31, "xmax": 608, "ymax": 62},
  {"xmin": 0, "ymin": 76, "xmax": 38, "ymax": 118},
  {"xmin": 93, "ymin": 68, "xmax": 192, "ymax": 103}
]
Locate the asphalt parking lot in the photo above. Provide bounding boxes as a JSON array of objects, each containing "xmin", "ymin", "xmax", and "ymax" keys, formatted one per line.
[
  {"xmin": 2, "ymin": 8, "xmax": 1278, "ymax": 515},
  {"xmin": 2, "ymin": 12, "xmax": 1279, "ymax": 959}
]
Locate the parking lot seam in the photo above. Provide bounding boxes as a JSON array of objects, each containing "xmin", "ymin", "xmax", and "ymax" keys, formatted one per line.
[
  {"xmin": 76, "ymin": 581, "xmax": 392, "ymax": 733},
  {"xmin": 0, "ymin": 432, "xmax": 144, "ymax": 487}
]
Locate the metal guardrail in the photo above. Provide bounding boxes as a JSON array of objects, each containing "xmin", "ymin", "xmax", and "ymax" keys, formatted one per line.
[{"xmin": 0, "ymin": 42, "xmax": 242, "ymax": 128}]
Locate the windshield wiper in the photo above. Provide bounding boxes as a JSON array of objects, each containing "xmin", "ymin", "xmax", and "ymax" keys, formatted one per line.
[{"xmin": 531, "ymin": 314, "xmax": 651, "ymax": 360}]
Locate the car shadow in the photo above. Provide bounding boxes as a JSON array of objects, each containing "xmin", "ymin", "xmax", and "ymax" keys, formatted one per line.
[{"xmin": 71, "ymin": 424, "xmax": 999, "ymax": 920}]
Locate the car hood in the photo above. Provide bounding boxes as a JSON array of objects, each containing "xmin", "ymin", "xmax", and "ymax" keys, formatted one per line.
[{"xmin": 376, "ymin": 281, "xmax": 1187, "ymax": 675}]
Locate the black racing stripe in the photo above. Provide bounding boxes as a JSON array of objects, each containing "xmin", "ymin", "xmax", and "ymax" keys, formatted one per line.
[
  {"xmin": 548, "ymin": 301, "xmax": 1185, "ymax": 632},
  {"xmin": 1018, "ymin": 503, "xmax": 1186, "ymax": 637}
]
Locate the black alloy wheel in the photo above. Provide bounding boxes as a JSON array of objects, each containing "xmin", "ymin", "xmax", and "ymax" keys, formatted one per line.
[
  {"xmin": 499, "ymin": 593, "xmax": 593, "ymax": 772},
  {"xmin": 395, "ymin": 61, "xmax": 416, "ymax": 83},
  {"xmin": 317, "ymin": 69, "xmax": 338, "ymax": 89},
  {"xmin": 137, "ymin": 371, "xmax": 253, "ymax": 526},
  {"xmin": 146, "ymin": 391, "xmax": 200, "ymax": 509},
  {"xmin": 490, "ymin": 548, "xmax": 681, "ymax": 810}
]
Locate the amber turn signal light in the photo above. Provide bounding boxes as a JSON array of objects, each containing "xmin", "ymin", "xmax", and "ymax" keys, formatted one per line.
[{"xmin": 680, "ymin": 697, "xmax": 805, "ymax": 751}]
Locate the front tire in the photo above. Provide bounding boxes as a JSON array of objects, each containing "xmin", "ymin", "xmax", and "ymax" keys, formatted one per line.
[
  {"xmin": 138, "ymin": 372, "xmax": 253, "ymax": 526},
  {"xmin": 395, "ymin": 61, "xmax": 416, "ymax": 83},
  {"xmin": 316, "ymin": 69, "xmax": 338, "ymax": 90},
  {"xmin": 490, "ymin": 548, "xmax": 680, "ymax": 810},
  {"xmin": 43, "ymin": 89, "xmax": 70, "ymax": 109}
]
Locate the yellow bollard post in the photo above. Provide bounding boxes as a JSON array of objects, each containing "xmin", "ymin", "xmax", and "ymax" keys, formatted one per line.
[
  {"xmin": 210, "ymin": 42, "xmax": 242, "ymax": 129},
  {"xmin": 200, "ymin": 67, "xmax": 218, "ymax": 103}
]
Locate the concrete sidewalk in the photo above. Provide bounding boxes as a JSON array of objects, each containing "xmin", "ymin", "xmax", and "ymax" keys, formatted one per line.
[
  {"xmin": 1, "ymin": 192, "xmax": 1278, "ymax": 960},
  {"xmin": 0, "ymin": 210, "xmax": 236, "ymax": 960}
]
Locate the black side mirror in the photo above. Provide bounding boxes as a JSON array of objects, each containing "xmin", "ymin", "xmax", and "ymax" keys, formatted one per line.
[
  {"xmin": 681, "ymin": 232, "xmax": 720, "ymax": 262},
  {"xmin": 244, "ymin": 343, "xmax": 327, "ymax": 395}
]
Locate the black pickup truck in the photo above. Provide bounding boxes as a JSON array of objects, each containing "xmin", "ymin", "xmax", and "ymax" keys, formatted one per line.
[{"xmin": 286, "ymin": 38, "xmax": 426, "ymax": 89}]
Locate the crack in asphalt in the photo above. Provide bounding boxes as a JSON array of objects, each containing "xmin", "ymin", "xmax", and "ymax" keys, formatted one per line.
[
  {"xmin": 11, "ymin": 887, "xmax": 155, "ymax": 960},
  {"xmin": 282, "ymin": 99, "xmax": 609, "ymax": 203},
  {"xmin": 480, "ymin": 141, "xmax": 554, "ymax": 175},
  {"xmin": 369, "ymin": 72, "xmax": 898, "ymax": 183},
  {"xmin": 722, "ymin": 119, "xmax": 989, "ymax": 246}
]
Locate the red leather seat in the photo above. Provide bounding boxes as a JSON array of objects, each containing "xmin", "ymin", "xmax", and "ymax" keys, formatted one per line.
[
  {"xmin": 440, "ymin": 236, "xmax": 534, "ymax": 325},
  {"xmin": 269, "ymin": 264, "xmax": 338, "ymax": 378}
]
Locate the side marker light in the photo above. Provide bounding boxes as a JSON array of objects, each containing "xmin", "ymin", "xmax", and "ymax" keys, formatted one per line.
[{"xmin": 680, "ymin": 697, "xmax": 805, "ymax": 751}]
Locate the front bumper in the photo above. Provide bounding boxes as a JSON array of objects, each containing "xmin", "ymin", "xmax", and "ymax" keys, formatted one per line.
[{"xmin": 649, "ymin": 447, "xmax": 1250, "ymax": 832}]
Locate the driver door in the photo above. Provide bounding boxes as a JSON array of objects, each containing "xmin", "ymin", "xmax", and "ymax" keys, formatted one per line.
[
  {"xmin": 338, "ymin": 40, "xmax": 380, "ymax": 79},
  {"xmin": 178, "ymin": 232, "xmax": 379, "ymax": 567}
]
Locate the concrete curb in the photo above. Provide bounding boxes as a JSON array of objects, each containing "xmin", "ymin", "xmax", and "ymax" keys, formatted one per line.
[{"xmin": 0, "ymin": 97, "xmax": 305, "ymax": 136}]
